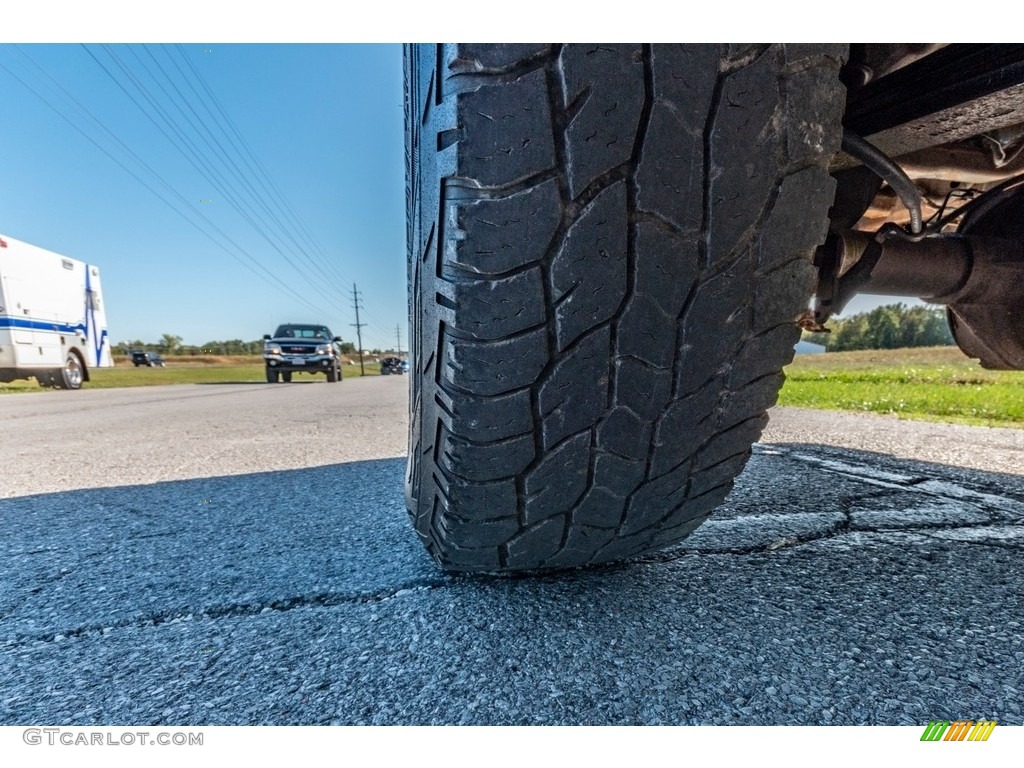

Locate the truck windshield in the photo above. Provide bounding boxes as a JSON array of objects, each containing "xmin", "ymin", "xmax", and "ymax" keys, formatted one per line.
[{"xmin": 275, "ymin": 326, "xmax": 331, "ymax": 339}]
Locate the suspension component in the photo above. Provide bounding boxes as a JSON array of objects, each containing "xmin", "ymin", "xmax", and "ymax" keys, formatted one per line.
[{"xmin": 811, "ymin": 231, "xmax": 1024, "ymax": 368}]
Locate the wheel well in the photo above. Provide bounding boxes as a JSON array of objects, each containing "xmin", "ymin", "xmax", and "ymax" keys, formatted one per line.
[{"xmin": 68, "ymin": 348, "xmax": 90, "ymax": 381}]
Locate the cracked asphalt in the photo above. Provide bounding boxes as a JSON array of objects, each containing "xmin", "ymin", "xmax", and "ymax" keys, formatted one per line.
[{"xmin": 1, "ymin": 377, "xmax": 1022, "ymax": 725}]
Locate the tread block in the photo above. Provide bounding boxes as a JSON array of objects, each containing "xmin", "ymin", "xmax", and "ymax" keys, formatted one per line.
[
  {"xmin": 649, "ymin": 512, "xmax": 710, "ymax": 548},
  {"xmin": 592, "ymin": 531, "xmax": 652, "ymax": 564},
  {"xmin": 449, "ymin": 180, "xmax": 561, "ymax": 276},
  {"xmin": 719, "ymin": 372, "xmax": 785, "ymax": 431},
  {"xmin": 524, "ymin": 432, "xmax": 591, "ymax": 526},
  {"xmin": 636, "ymin": 45, "xmax": 720, "ymax": 232},
  {"xmin": 757, "ymin": 166, "xmax": 835, "ymax": 270},
  {"xmin": 613, "ymin": 357, "xmax": 672, "ymax": 420},
  {"xmin": 438, "ymin": 514, "xmax": 520, "ymax": 548},
  {"xmin": 439, "ymin": 427, "xmax": 535, "ymax": 482},
  {"xmin": 728, "ymin": 325, "xmax": 800, "ymax": 389},
  {"xmin": 449, "ymin": 267, "xmax": 546, "ymax": 340},
  {"xmin": 650, "ymin": 384, "xmax": 720, "ymax": 478},
  {"xmin": 682, "ymin": 485, "xmax": 732, "ymax": 522},
  {"xmin": 435, "ymin": 475, "xmax": 519, "ymax": 521},
  {"xmin": 457, "ymin": 68, "xmax": 556, "ymax": 186},
  {"xmin": 442, "ymin": 327, "xmax": 549, "ymax": 397},
  {"xmin": 571, "ymin": 486, "xmax": 626, "ymax": 529},
  {"xmin": 505, "ymin": 516, "xmax": 564, "ymax": 569},
  {"xmin": 596, "ymin": 406, "xmax": 651, "ymax": 461},
  {"xmin": 593, "ymin": 452, "xmax": 646, "ymax": 495},
  {"xmin": 754, "ymin": 258, "xmax": 816, "ymax": 330},
  {"xmin": 551, "ymin": 181, "xmax": 628, "ymax": 351},
  {"xmin": 559, "ymin": 44, "xmax": 645, "ymax": 197},
  {"xmin": 615, "ymin": 294, "xmax": 678, "ymax": 369},
  {"xmin": 436, "ymin": 387, "xmax": 533, "ymax": 443},
  {"xmin": 538, "ymin": 326, "xmax": 611, "ymax": 449},
  {"xmin": 676, "ymin": 266, "xmax": 753, "ymax": 396},
  {"xmin": 785, "ymin": 64, "xmax": 846, "ymax": 166},
  {"xmin": 695, "ymin": 414, "xmax": 768, "ymax": 471},
  {"xmin": 441, "ymin": 542, "xmax": 503, "ymax": 571},
  {"xmin": 689, "ymin": 453, "xmax": 750, "ymax": 498},
  {"xmin": 634, "ymin": 222, "xmax": 699, "ymax": 318},
  {"xmin": 708, "ymin": 49, "xmax": 781, "ymax": 265},
  {"xmin": 545, "ymin": 524, "xmax": 616, "ymax": 567},
  {"xmin": 621, "ymin": 465, "xmax": 688, "ymax": 536},
  {"xmin": 453, "ymin": 44, "xmax": 551, "ymax": 71}
]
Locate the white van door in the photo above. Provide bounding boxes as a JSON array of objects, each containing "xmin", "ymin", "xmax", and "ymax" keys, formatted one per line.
[{"xmin": 3, "ymin": 276, "xmax": 35, "ymax": 346}]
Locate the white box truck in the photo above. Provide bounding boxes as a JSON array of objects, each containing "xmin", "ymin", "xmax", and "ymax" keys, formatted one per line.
[{"xmin": 0, "ymin": 233, "xmax": 112, "ymax": 390}]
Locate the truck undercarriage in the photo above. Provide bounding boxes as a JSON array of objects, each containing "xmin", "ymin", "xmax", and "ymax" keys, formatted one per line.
[{"xmin": 818, "ymin": 43, "xmax": 1024, "ymax": 368}]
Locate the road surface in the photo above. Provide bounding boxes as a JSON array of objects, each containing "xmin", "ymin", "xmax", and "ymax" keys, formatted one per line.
[{"xmin": 1, "ymin": 378, "xmax": 1021, "ymax": 724}]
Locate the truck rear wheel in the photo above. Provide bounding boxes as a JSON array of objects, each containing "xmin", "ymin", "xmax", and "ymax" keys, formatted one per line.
[
  {"xmin": 57, "ymin": 353, "xmax": 84, "ymax": 390},
  {"xmin": 404, "ymin": 44, "xmax": 846, "ymax": 571}
]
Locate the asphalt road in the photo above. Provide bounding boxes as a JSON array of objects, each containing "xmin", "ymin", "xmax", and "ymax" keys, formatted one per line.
[{"xmin": 1, "ymin": 378, "xmax": 1022, "ymax": 725}]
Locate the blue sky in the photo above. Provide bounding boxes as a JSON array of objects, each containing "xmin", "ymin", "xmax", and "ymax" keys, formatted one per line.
[{"xmin": 1, "ymin": 43, "xmax": 407, "ymax": 350}]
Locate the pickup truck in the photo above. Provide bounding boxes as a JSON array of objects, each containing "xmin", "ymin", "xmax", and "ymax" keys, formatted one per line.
[{"xmin": 262, "ymin": 323, "xmax": 343, "ymax": 383}]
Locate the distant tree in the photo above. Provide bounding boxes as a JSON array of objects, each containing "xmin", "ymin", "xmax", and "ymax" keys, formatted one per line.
[
  {"xmin": 339, "ymin": 341, "xmax": 356, "ymax": 354},
  {"xmin": 160, "ymin": 333, "xmax": 183, "ymax": 354},
  {"xmin": 825, "ymin": 303, "xmax": 953, "ymax": 351}
]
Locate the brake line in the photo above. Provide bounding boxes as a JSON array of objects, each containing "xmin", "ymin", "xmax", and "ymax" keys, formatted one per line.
[{"xmin": 842, "ymin": 130, "xmax": 924, "ymax": 235}]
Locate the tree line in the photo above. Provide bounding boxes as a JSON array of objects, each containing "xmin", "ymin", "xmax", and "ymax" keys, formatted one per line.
[
  {"xmin": 803, "ymin": 303, "xmax": 954, "ymax": 352},
  {"xmin": 113, "ymin": 335, "xmax": 360, "ymax": 356}
]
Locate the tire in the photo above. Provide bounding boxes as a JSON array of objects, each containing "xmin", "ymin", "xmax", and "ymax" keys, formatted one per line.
[
  {"xmin": 266, "ymin": 368, "xmax": 279, "ymax": 383},
  {"xmin": 405, "ymin": 44, "xmax": 846, "ymax": 572},
  {"xmin": 326, "ymin": 365, "xmax": 337, "ymax": 383},
  {"xmin": 57, "ymin": 353, "xmax": 84, "ymax": 390},
  {"xmin": 282, "ymin": 372, "xmax": 293, "ymax": 383}
]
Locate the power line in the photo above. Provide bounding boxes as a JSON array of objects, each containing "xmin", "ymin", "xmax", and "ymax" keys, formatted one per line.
[
  {"xmin": 139, "ymin": 45, "xmax": 354, "ymax": 303},
  {"xmin": 169, "ymin": 44, "xmax": 398, "ymax": 337},
  {"xmin": 115, "ymin": 45, "xmax": 397, "ymax": 344},
  {"xmin": 0, "ymin": 50, "xmax": 336, "ymax": 321},
  {"xmin": 89, "ymin": 44, "xmax": 350, "ymax": 315}
]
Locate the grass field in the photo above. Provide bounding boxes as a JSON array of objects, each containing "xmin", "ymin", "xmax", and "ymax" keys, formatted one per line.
[
  {"xmin": 779, "ymin": 346, "xmax": 1024, "ymax": 428},
  {"xmin": 5, "ymin": 347, "xmax": 1022, "ymax": 430},
  {"xmin": 0, "ymin": 358, "xmax": 382, "ymax": 393}
]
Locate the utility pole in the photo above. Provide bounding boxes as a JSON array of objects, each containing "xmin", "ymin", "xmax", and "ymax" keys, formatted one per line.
[
  {"xmin": 396, "ymin": 324, "xmax": 403, "ymax": 356},
  {"xmin": 350, "ymin": 283, "xmax": 366, "ymax": 376}
]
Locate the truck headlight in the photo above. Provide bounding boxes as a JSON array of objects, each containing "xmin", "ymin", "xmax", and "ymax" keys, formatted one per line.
[
  {"xmin": 315, "ymin": 344, "xmax": 331, "ymax": 355},
  {"xmin": 265, "ymin": 343, "xmax": 282, "ymax": 355}
]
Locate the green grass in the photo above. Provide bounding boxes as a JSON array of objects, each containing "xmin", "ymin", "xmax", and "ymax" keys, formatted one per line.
[
  {"xmin": 779, "ymin": 346, "xmax": 1024, "ymax": 428},
  {"xmin": 0, "ymin": 361, "xmax": 382, "ymax": 393}
]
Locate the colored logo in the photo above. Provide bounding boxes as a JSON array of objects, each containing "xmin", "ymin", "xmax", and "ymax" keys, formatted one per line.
[{"xmin": 920, "ymin": 720, "xmax": 997, "ymax": 741}]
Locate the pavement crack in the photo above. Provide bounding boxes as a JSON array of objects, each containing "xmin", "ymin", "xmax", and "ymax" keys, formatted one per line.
[
  {"xmin": 2, "ymin": 577, "xmax": 455, "ymax": 649},
  {"xmin": 916, "ymin": 531, "xmax": 1024, "ymax": 552},
  {"xmin": 628, "ymin": 486, "xmax": 1022, "ymax": 565}
]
